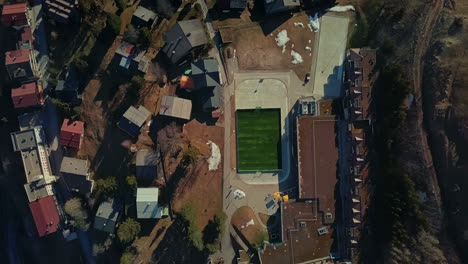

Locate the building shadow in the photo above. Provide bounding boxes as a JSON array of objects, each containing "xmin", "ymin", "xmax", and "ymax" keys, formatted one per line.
[{"xmin": 260, "ymin": 13, "xmax": 292, "ymax": 36}]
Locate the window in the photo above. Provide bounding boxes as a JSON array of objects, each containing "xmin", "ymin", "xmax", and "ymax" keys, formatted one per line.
[{"xmin": 325, "ymin": 213, "xmax": 333, "ymax": 219}]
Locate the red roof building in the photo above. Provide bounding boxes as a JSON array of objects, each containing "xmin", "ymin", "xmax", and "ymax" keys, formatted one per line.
[
  {"xmin": 11, "ymin": 82, "xmax": 43, "ymax": 109},
  {"xmin": 29, "ymin": 196, "xmax": 60, "ymax": 237},
  {"xmin": 5, "ymin": 49, "xmax": 30, "ymax": 65},
  {"xmin": 2, "ymin": 3, "xmax": 28, "ymax": 27},
  {"xmin": 60, "ymin": 119, "xmax": 84, "ymax": 149},
  {"xmin": 18, "ymin": 27, "xmax": 34, "ymax": 50}
]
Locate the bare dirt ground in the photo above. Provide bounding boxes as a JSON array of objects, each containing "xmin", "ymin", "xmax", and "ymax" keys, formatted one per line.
[
  {"xmin": 171, "ymin": 120, "xmax": 224, "ymax": 229},
  {"xmin": 78, "ymin": 36, "xmax": 124, "ymax": 161},
  {"xmin": 231, "ymin": 13, "xmax": 315, "ymax": 80},
  {"xmin": 132, "ymin": 218, "xmax": 173, "ymax": 264},
  {"xmin": 231, "ymin": 206, "xmax": 266, "ymax": 246}
]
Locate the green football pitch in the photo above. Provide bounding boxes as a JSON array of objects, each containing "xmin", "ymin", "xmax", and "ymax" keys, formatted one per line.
[{"xmin": 236, "ymin": 109, "xmax": 282, "ymax": 171}]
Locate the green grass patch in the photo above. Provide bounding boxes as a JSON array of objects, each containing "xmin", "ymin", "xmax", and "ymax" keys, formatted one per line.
[{"xmin": 236, "ymin": 109, "xmax": 282, "ymax": 171}]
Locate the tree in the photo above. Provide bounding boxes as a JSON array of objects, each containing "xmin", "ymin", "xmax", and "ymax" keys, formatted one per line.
[
  {"xmin": 116, "ymin": 0, "xmax": 128, "ymax": 10},
  {"xmin": 107, "ymin": 13, "xmax": 122, "ymax": 35},
  {"xmin": 64, "ymin": 198, "xmax": 89, "ymax": 229},
  {"xmin": 138, "ymin": 27, "xmax": 152, "ymax": 47},
  {"xmin": 203, "ymin": 210, "xmax": 227, "ymax": 253},
  {"xmin": 120, "ymin": 251, "xmax": 135, "ymax": 264},
  {"xmin": 180, "ymin": 204, "xmax": 204, "ymax": 250},
  {"xmin": 183, "ymin": 144, "xmax": 200, "ymax": 165},
  {"xmin": 95, "ymin": 177, "xmax": 118, "ymax": 197},
  {"xmin": 117, "ymin": 218, "xmax": 141, "ymax": 244},
  {"xmin": 126, "ymin": 175, "xmax": 137, "ymax": 188},
  {"xmin": 72, "ymin": 55, "xmax": 88, "ymax": 73}
]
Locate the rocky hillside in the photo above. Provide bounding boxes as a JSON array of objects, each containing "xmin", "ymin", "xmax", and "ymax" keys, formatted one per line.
[{"xmin": 423, "ymin": 0, "xmax": 468, "ymax": 262}]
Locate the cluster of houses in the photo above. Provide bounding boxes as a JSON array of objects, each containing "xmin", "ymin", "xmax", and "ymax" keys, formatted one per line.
[
  {"xmin": 2, "ymin": 3, "xmax": 49, "ymax": 111},
  {"xmin": 257, "ymin": 48, "xmax": 376, "ymax": 264},
  {"xmin": 342, "ymin": 48, "xmax": 376, "ymax": 260}
]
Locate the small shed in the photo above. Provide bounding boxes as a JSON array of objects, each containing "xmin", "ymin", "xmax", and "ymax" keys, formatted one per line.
[
  {"xmin": 136, "ymin": 149, "xmax": 158, "ymax": 182},
  {"xmin": 132, "ymin": 6, "xmax": 158, "ymax": 28},
  {"xmin": 159, "ymin": 96, "xmax": 192, "ymax": 120},
  {"xmin": 118, "ymin": 106, "xmax": 151, "ymax": 137},
  {"xmin": 136, "ymin": 188, "xmax": 168, "ymax": 219}
]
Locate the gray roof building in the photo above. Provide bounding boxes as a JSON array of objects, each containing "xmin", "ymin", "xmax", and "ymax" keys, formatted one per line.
[
  {"xmin": 60, "ymin": 157, "xmax": 94, "ymax": 194},
  {"xmin": 118, "ymin": 105, "xmax": 151, "ymax": 137},
  {"xmin": 94, "ymin": 199, "xmax": 122, "ymax": 233},
  {"xmin": 162, "ymin": 19, "xmax": 208, "ymax": 64},
  {"xmin": 23, "ymin": 178, "xmax": 54, "ymax": 202},
  {"xmin": 190, "ymin": 58, "xmax": 222, "ymax": 112},
  {"xmin": 191, "ymin": 58, "xmax": 221, "ymax": 89},
  {"xmin": 132, "ymin": 6, "xmax": 158, "ymax": 28},
  {"xmin": 10, "ymin": 127, "xmax": 56, "ymax": 184},
  {"xmin": 159, "ymin": 96, "xmax": 192, "ymax": 120},
  {"xmin": 136, "ymin": 188, "xmax": 168, "ymax": 219},
  {"xmin": 136, "ymin": 149, "xmax": 158, "ymax": 181}
]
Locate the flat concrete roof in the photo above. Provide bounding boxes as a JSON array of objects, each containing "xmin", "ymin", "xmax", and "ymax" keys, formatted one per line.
[
  {"xmin": 313, "ymin": 14, "xmax": 349, "ymax": 98},
  {"xmin": 11, "ymin": 127, "xmax": 50, "ymax": 183}
]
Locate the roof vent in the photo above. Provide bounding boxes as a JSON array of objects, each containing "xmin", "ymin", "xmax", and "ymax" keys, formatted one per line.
[
  {"xmin": 317, "ymin": 227, "xmax": 328, "ymax": 236},
  {"xmin": 300, "ymin": 222, "xmax": 306, "ymax": 228}
]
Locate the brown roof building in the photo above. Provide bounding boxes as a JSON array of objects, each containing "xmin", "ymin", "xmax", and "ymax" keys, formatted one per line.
[
  {"xmin": 260, "ymin": 115, "xmax": 339, "ymax": 264},
  {"xmin": 260, "ymin": 201, "xmax": 336, "ymax": 264},
  {"xmin": 345, "ymin": 48, "xmax": 376, "ymax": 121}
]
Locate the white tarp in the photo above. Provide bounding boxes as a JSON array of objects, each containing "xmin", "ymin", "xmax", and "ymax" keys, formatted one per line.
[
  {"xmin": 234, "ymin": 189, "xmax": 246, "ymax": 200},
  {"xmin": 326, "ymin": 5, "xmax": 355, "ymax": 12},
  {"xmin": 207, "ymin": 140, "xmax": 221, "ymax": 171}
]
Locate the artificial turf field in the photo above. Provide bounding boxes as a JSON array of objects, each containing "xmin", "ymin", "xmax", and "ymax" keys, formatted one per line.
[{"xmin": 236, "ymin": 108, "xmax": 282, "ymax": 171}]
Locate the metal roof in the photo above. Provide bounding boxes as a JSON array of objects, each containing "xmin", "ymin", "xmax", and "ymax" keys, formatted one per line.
[
  {"xmin": 29, "ymin": 196, "xmax": 60, "ymax": 237},
  {"xmin": 136, "ymin": 188, "xmax": 162, "ymax": 218},
  {"xmin": 136, "ymin": 149, "xmax": 158, "ymax": 166},
  {"xmin": 159, "ymin": 96, "xmax": 192, "ymax": 120},
  {"xmin": 60, "ymin": 157, "xmax": 88, "ymax": 176},
  {"xmin": 94, "ymin": 199, "xmax": 121, "ymax": 233},
  {"xmin": 162, "ymin": 19, "xmax": 208, "ymax": 63},
  {"xmin": 133, "ymin": 6, "xmax": 157, "ymax": 23},
  {"xmin": 122, "ymin": 106, "xmax": 151, "ymax": 127},
  {"xmin": 191, "ymin": 58, "xmax": 220, "ymax": 89}
]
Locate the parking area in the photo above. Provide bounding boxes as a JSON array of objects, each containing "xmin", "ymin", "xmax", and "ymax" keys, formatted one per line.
[{"xmin": 312, "ymin": 14, "xmax": 350, "ymax": 99}]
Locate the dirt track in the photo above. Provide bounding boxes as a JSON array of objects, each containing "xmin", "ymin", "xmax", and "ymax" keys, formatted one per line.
[{"xmin": 411, "ymin": 0, "xmax": 444, "ymax": 223}]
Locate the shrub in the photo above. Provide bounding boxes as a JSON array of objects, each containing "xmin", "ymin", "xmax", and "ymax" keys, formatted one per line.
[
  {"xmin": 183, "ymin": 144, "xmax": 200, "ymax": 165},
  {"xmin": 126, "ymin": 175, "xmax": 137, "ymax": 188},
  {"xmin": 107, "ymin": 13, "xmax": 122, "ymax": 35},
  {"xmin": 94, "ymin": 177, "xmax": 118, "ymax": 197},
  {"xmin": 116, "ymin": 0, "xmax": 128, "ymax": 10},
  {"xmin": 138, "ymin": 27, "xmax": 152, "ymax": 47},
  {"xmin": 64, "ymin": 198, "xmax": 89, "ymax": 229},
  {"xmin": 350, "ymin": 17, "xmax": 369, "ymax": 47},
  {"xmin": 117, "ymin": 218, "xmax": 141, "ymax": 244},
  {"xmin": 202, "ymin": 210, "xmax": 227, "ymax": 253},
  {"xmin": 120, "ymin": 251, "xmax": 135, "ymax": 264},
  {"xmin": 180, "ymin": 204, "xmax": 204, "ymax": 250},
  {"xmin": 381, "ymin": 39, "xmax": 396, "ymax": 55}
]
